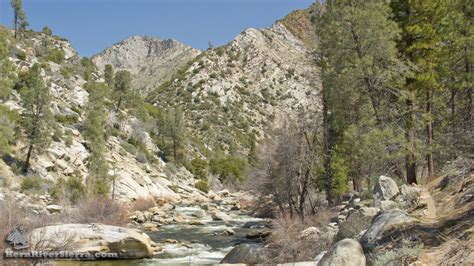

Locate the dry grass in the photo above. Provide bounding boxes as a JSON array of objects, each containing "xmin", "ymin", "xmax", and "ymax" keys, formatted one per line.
[
  {"xmin": 130, "ymin": 196, "xmax": 156, "ymax": 212},
  {"xmin": 265, "ymin": 209, "xmax": 335, "ymax": 263},
  {"xmin": 73, "ymin": 196, "xmax": 129, "ymax": 226}
]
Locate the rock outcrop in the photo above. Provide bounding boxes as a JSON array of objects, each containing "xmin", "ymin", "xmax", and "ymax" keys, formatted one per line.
[{"xmin": 30, "ymin": 224, "xmax": 153, "ymax": 259}]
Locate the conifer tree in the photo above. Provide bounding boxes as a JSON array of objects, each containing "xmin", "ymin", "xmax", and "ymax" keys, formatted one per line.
[
  {"xmin": 104, "ymin": 64, "xmax": 114, "ymax": 89},
  {"xmin": 113, "ymin": 70, "xmax": 132, "ymax": 111},
  {"xmin": 10, "ymin": 0, "xmax": 28, "ymax": 38},
  {"xmin": 19, "ymin": 64, "xmax": 52, "ymax": 172},
  {"xmin": 83, "ymin": 82, "xmax": 110, "ymax": 195}
]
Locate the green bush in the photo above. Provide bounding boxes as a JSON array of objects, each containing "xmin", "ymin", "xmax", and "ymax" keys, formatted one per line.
[
  {"xmin": 51, "ymin": 174, "xmax": 86, "ymax": 204},
  {"xmin": 20, "ymin": 176, "xmax": 44, "ymax": 192},
  {"xmin": 195, "ymin": 180, "xmax": 209, "ymax": 193},
  {"xmin": 55, "ymin": 114, "xmax": 78, "ymax": 125},
  {"xmin": 17, "ymin": 50, "xmax": 26, "ymax": 60},
  {"xmin": 210, "ymin": 156, "xmax": 248, "ymax": 182},
  {"xmin": 52, "ymin": 127, "xmax": 63, "ymax": 142},
  {"xmin": 121, "ymin": 141, "xmax": 137, "ymax": 156},
  {"xmin": 45, "ymin": 48, "xmax": 65, "ymax": 64},
  {"xmin": 190, "ymin": 157, "xmax": 208, "ymax": 180}
]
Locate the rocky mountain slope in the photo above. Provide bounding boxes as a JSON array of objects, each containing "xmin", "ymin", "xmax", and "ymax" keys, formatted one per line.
[
  {"xmin": 92, "ymin": 6, "xmax": 321, "ymax": 157},
  {"xmin": 0, "ymin": 5, "xmax": 320, "ymax": 206},
  {"xmin": 0, "ymin": 26, "xmax": 203, "ymax": 204},
  {"xmin": 92, "ymin": 36, "xmax": 201, "ymax": 93}
]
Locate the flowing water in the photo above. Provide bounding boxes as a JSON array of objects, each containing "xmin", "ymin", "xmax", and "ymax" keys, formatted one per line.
[{"xmin": 56, "ymin": 205, "xmax": 267, "ymax": 266}]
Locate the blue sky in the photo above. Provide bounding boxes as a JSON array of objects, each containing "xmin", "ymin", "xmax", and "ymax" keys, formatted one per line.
[{"xmin": 0, "ymin": 0, "xmax": 314, "ymax": 57}]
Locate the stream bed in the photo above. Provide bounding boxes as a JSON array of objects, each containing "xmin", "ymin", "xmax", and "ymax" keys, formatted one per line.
[{"xmin": 142, "ymin": 205, "xmax": 267, "ymax": 265}]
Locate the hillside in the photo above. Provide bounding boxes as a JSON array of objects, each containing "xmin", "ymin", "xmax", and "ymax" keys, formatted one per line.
[
  {"xmin": 0, "ymin": 26, "xmax": 202, "ymax": 203},
  {"xmin": 92, "ymin": 36, "xmax": 201, "ymax": 94}
]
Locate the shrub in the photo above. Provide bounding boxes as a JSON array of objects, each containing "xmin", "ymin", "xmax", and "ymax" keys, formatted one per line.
[
  {"xmin": 20, "ymin": 175, "xmax": 44, "ymax": 192},
  {"xmin": 52, "ymin": 127, "xmax": 63, "ymax": 142},
  {"xmin": 16, "ymin": 50, "xmax": 26, "ymax": 60},
  {"xmin": 210, "ymin": 156, "xmax": 248, "ymax": 182},
  {"xmin": 190, "ymin": 157, "xmax": 208, "ymax": 180},
  {"xmin": 131, "ymin": 197, "xmax": 156, "ymax": 212},
  {"xmin": 266, "ymin": 210, "xmax": 335, "ymax": 263},
  {"xmin": 73, "ymin": 196, "xmax": 129, "ymax": 226},
  {"xmin": 51, "ymin": 174, "xmax": 86, "ymax": 205},
  {"xmin": 45, "ymin": 48, "xmax": 65, "ymax": 64},
  {"xmin": 195, "ymin": 180, "xmax": 209, "ymax": 193},
  {"xmin": 375, "ymin": 241, "xmax": 423, "ymax": 265}
]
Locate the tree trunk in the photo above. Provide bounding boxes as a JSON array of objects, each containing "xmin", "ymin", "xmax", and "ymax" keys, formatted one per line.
[
  {"xmin": 23, "ymin": 145, "xmax": 33, "ymax": 173},
  {"xmin": 322, "ymin": 85, "xmax": 334, "ymax": 205},
  {"xmin": 405, "ymin": 99, "xmax": 417, "ymax": 184},
  {"xmin": 426, "ymin": 89, "xmax": 435, "ymax": 182}
]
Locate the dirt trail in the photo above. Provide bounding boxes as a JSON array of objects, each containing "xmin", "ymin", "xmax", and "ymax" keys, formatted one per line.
[{"xmin": 418, "ymin": 188, "xmax": 437, "ymax": 222}]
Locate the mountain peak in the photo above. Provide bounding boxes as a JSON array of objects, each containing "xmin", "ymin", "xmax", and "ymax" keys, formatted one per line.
[{"xmin": 92, "ymin": 35, "xmax": 201, "ymax": 92}]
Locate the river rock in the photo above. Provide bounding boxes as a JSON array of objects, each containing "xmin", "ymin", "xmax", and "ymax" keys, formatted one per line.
[
  {"xmin": 336, "ymin": 207, "xmax": 379, "ymax": 241},
  {"xmin": 30, "ymin": 224, "xmax": 153, "ymax": 259},
  {"xmin": 131, "ymin": 211, "xmax": 146, "ymax": 223},
  {"xmin": 318, "ymin": 238, "xmax": 366, "ymax": 266},
  {"xmin": 189, "ymin": 220, "xmax": 205, "ymax": 226},
  {"xmin": 142, "ymin": 222, "xmax": 159, "ymax": 231},
  {"xmin": 173, "ymin": 215, "xmax": 187, "ymax": 223},
  {"xmin": 373, "ymin": 175, "xmax": 400, "ymax": 200},
  {"xmin": 246, "ymin": 229, "xmax": 271, "ymax": 239},
  {"xmin": 221, "ymin": 228, "xmax": 236, "ymax": 236},
  {"xmin": 360, "ymin": 208, "xmax": 417, "ymax": 251},
  {"xmin": 192, "ymin": 209, "xmax": 207, "ymax": 218},
  {"xmin": 211, "ymin": 210, "xmax": 231, "ymax": 222},
  {"xmin": 220, "ymin": 244, "xmax": 265, "ymax": 264}
]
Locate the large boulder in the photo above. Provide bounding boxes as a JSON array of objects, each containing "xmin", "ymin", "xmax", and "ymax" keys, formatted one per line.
[
  {"xmin": 373, "ymin": 176, "xmax": 400, "ymax": 200},
  {"xmin": 220, "ymin": 244, "xmax": 265, "ymax": 264},
  {"xmin": 318, "ymin": 238, "xmax": 366, "ymax": 266},
  {"xmin": 30, "ymin": 224, "xmax": 153, "ymax": 259},
  {"xmin": 336, "ymin": 207, "xmax": 380, "ymax": 241},
  {"xmin": 360, "ymin": 208, "xmax": 416, "ymax": 251},
  {"xmin": 397, "ymin": 184, "xmax": 422, "ymax": 207}
]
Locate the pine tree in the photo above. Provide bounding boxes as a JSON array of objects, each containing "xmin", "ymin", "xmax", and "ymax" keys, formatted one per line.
[
  {"xmin": 391, "ymin": 0, "xmax": 450, "ymax": 182},
  {"xmin": 316, "ymin": 0, "xmax": 407, "ymax": 200},
  {"xmin": 104, "ymin": 64, "xmax": 114, "ymax": 89},
  {"xmin": 113, "ymin": 70, "xmax": 132, "ymax": 111},
  {"xmin": 83, "ymin": 82, "xmax": 110, "ymax": 195},
  {"xmin": 10, "ymin": 0, "xmax": 28, "ymax": 38},
  {"xmin": 19, "ymin": 64, "xmax": 52, "ymax": 172}
]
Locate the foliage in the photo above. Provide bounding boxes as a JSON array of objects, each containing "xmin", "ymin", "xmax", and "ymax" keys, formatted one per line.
[
  {"xmin": 210, "ymin": 155, "xmax": 248, "ymax": 183},
  {"xmin": 83, "ymin": 82, "xmax": 110, "ymax": 196},
  {"xmin": 190, "ymin": 157, "xmax": 208, "ymax": 180},
  {"xmin": 113, "ymin": 70, "xmax": 132, "ymax": 111},
  {"xmin": 0, "ymin": 105, "xmax": 18, "ymax": 156},
  {"xmin": 50, "ymin": 173, "xmax": 86, "ymax": 205},
  {"xmin": 19, "ymin": 64, "xmax": 52, "ymax": 172},
  {"xmin": 10, "ymin": 0, "xmax": 28, "ymax": 38},
  {"xmin": 20, "ymin": 175, "xmax": 44, "ymax": 192},
  {"xmin": 73, "ymin": 196, "xmax": 128, "ymax": 226},
  {"xmin": 195, "ymin": 180, "xmax": 210, "ymax": 193},
  {"xmin": 45, "ymin": 47, "xmax": 65, "ymax": 64}
]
